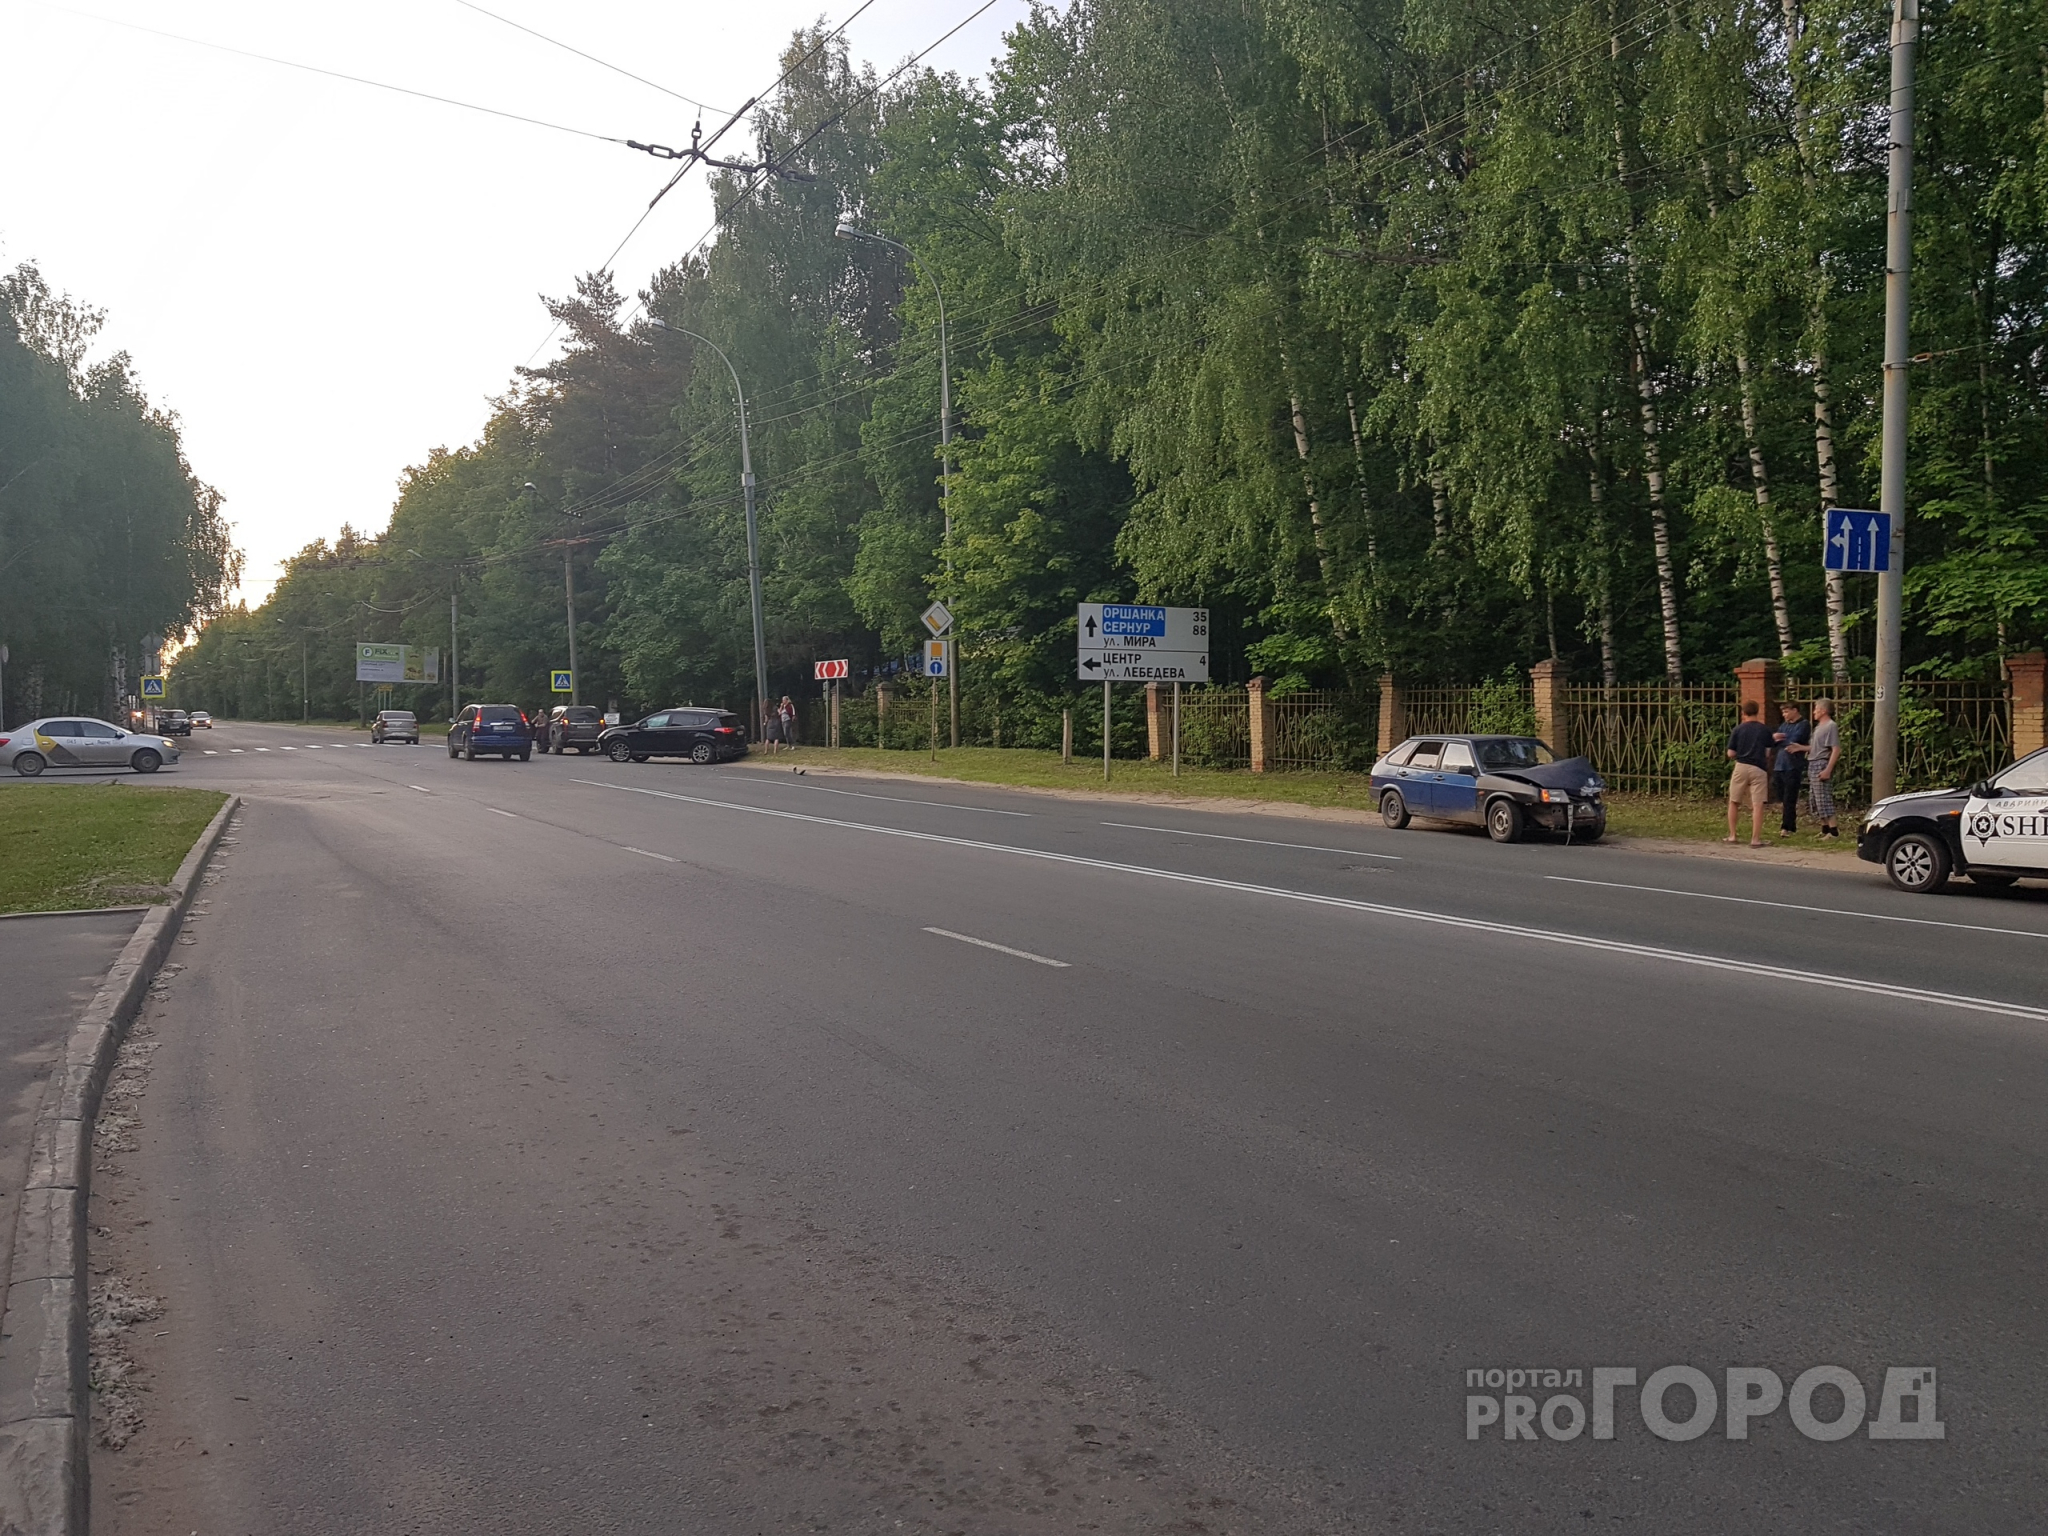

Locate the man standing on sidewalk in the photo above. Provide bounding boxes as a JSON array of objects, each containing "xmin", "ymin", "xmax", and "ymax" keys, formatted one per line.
[
  {"xmin": 1725, "ymin": 700, "xmax": 1774, "ymax": 847},
  {"xmin": 1771, "ymin": 702, "xmax": 1810, "ymax": 837},
  {"xmin": 1807, "ymin": 699, "xmax": 1843, "ymax": 840}
]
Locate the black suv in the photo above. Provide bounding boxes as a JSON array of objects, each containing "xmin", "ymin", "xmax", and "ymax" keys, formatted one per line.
[
  {"xmin": 542, "ymin": 704, "xmax": 604, "ymax": 755},
  {"xmin": 157, "ymin": 710, "xmax": 192, "ymax": 737},
  {"xmin": 448, "ymin": 704, "xmax": 533, "ymax": 761},
  {"xmin": 598, "ymin": 707, "xmax": 748, "ymax": 765}
]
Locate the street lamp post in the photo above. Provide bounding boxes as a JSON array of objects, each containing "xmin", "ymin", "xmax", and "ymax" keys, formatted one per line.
[
  {"xmin": 275, "ymin": 618, "xmax": 309, "ymax": 722},
  {"xmin": 650, "ymin": 320, "xmax": 770, "ymax": 742},
  {"xmin": 836, "ymin": 219, "xmax": 958, "ymax": 748}
]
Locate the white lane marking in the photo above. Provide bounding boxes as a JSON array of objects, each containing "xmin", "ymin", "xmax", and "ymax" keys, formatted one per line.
[
  {"xmin": 281, "ymin": 746, "xmax": 297, "ymax": 751},
  {"xmin": 573, "ymin": 778, "xmax": 2048, "ymax": 1022},
  {"xmin": 487, "ymin": 808, "xmax": 518, "ymax": 819},
  {"xmin": 1103, "ymin": 821, "xmax": 1400, "ymax": 860},
  {"xmin": 623, "ymin": 846, "xmax": 677, "ymax": 862},
  {"xmin": 304, "ymin": 745, "xmax": 322, "ymax": 750},
  {"xmin": 253, "ymin": 747, "xmax": 269, "ymax": 753},
  {"xmin": 203, "ymin": 750, "xmax": 218, "ymax": 755},
  {"xmin": 408, "ymin": 785, "xmax": 431, "ymax": 794},
  {"xmin": 746, "ymin": 778, "xmax": 1030, "ymax": 816},
  {"xmin": 1545, "ymin": 875, "xmax": 2048, "ymax": 941},
  {"xmin": 924, "ymin": 927, "xmax": 1070, "ymax": 967},
  {"xmin": 229, "ymin": 749, "xmax": 244, "ymax": 754}
]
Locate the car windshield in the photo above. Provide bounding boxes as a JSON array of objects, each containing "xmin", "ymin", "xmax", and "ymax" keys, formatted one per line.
[
  {"xmin": 381, "ymin": 712, "xmax": 414, "ymax": 722},
  {"xmin": 1992, "ymin": 751, "xmax": 2048, "ymax": 794},
  {"xmin": 478, "ymin": 706, "xmax": 521, "ymax": 723},
  {"xmin": 564, "ymin": 707, "xmax": 599, "ymax": 722},
  {"xmin": 1476, "ymin": 738, "xmax": 1555, "ymax": 770}
]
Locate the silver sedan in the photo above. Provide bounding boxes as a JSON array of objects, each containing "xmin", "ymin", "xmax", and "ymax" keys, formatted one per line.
[{"xmin": 1, "ymin": 716, "xmax": 183, "ymax": 776}]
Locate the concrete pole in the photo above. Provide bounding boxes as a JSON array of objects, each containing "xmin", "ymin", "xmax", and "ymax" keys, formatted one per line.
[
  {"xmin": 449, "ymin": 590, "xmax": 459, "ymax": 721},
  {"xmin": 1062, "ymin": 708, "xmax": 1072, "ymax": 764},
  {"xmin": 1871, "ymin": 0, "xmax": 1919, "ymax": 803},
  {"xmin": 563, "ymin": 544, "xmax": 580, "ymax": 705},
  {"xmin": 1172, "ymin": 680, "xmax": 1180, "ymax": 778}
]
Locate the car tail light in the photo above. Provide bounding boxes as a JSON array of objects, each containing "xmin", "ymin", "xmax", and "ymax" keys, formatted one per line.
[
  {"xmin": 715, "ymin": 726, "xmax": 735, "ymax": 734},
  {"xmin": 0, "ymin": 737, "xmax": 9, "ymax": 748}
]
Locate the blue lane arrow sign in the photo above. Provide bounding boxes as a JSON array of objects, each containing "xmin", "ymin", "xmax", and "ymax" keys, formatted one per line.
[{"xmin": 1824, "ymin": 509, "xmax": 1891, "ymax": 573}]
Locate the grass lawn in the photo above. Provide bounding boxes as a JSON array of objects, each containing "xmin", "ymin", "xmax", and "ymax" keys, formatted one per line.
[
  {"xmin": 0, "ymin": 785, "xmax": 227, "ymax": 914},
  {"xmin": 747, "ymin": 745, "xmax": 1862, "ymax": 852}
]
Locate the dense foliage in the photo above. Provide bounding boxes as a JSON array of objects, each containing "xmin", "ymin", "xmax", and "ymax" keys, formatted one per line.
[
  {"xmin": 0, "ymin": 264, "xmax": 240, "ymax": 727},
  {"xmin": 174, "ymin": 0, "xmax": 2048, "ymax": 733}
]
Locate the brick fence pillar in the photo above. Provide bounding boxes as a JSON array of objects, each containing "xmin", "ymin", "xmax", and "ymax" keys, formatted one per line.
[
  {"xmin": 2009, "ymin": 651, "xmax": 2047, "ymax": 759},
  {"xmin": 1248, "ymin": 676, "xmax": 1273, "ymax": 773},
  {"xmin": 1377, "ymin": 672, "xmax": 1405, "ymax": 755},
  {"xmin": 1734, "ymin": 657, "xmax": 1782, "ymax": 723},
  {"xmin": 1530, "ymin": 657, "xmax": 1567, "ymax": 755},
  {"xmin": 1145, "ymin": 682, "xmax": 1167, "ymax": 760}
]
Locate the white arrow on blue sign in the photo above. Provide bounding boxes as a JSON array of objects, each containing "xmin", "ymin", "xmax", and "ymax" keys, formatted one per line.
[{"xmin": 1824, "ymin": 508, "xmax": 1891, "ymax": 573}]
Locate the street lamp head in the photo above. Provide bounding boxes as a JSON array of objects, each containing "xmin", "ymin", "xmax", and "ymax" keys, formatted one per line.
[{"xmin": 834, "ymin": 218, "xmax": 862, "ymax": 241}]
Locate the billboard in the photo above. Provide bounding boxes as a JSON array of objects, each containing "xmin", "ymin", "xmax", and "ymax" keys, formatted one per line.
[{"xmin": 356, "ymin": 644, "xmax": 440, "ymax": 683}]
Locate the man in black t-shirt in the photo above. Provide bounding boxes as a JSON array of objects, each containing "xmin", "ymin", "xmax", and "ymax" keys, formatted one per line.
[{"xmin": 1724, "ymin": 700, "xmax": 1774, "ymax": 847}]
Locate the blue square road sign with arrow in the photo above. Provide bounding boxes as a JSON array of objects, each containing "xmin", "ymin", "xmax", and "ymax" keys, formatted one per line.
[{"xmin": 1824, "ymin": 509, "xmax": 1891, "ymax": 573}]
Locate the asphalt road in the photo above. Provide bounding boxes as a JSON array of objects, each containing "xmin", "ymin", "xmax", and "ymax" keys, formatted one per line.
[{"xmin": 82, "ymin": 719, "xmax": 2048, "ymax": 1534}]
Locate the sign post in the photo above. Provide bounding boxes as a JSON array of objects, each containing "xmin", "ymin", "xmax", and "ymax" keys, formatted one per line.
[
  {"xmin": 921, "ymin": 603, "xmax": 956, "ymax": 749},
  {"xmin": 921, "ymin": 641, "xmax": 948, "ymax": 761},
  {"xmin": 814, "ymin": 660, "xmax": 849, "ymax": 749}
]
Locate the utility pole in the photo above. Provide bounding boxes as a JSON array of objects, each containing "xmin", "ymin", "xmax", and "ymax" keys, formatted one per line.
[
  {"xmin": 450, "ymin": 589, "xmax": 460, "ymax": 721},
  {"xmin": 301, "ymin": 632, "xmax": 309, "ymax": 723},
  {"xmin": 1872, "ymin": 0, "xmax": 1918, "ymax": 803},
  {"xmin": 651, "ymin": 321, "xmax": 768, "ymax": 740},
  {"xmin": 563, "ymin": 544, "xmax": 580, "ymax": 705},
  {"xmin": 837, "ymin": 219, "xmax": 956, "ymax": 747}
]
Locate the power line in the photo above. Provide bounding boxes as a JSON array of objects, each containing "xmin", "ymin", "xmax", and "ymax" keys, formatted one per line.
[
  {"xmin": 447, "ymin": 0, "xmax": 735, "ymax": 117},
  {"xmin": 47, "ymin": 4, "xmax": 630, "ymax": 145}
]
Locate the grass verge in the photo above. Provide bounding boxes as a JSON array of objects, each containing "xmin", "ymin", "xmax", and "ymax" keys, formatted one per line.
[
  {"xmin": 0, "ymin": 785, "xmax": 227, "ymax": 914},
  {"xmin": 747, "ymin": 745, "xmax": 1862, "ymax": 852}
]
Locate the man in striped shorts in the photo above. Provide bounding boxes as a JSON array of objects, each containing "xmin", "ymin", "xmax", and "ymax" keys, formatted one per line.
[{"xmin": 1807, "ymin": 699, "xmax": 1842, "ymax": 839}]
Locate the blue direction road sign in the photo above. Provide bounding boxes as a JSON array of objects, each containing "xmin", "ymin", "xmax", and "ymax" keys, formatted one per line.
[{"xmin": 1824, "ymin": 509, "xmax": 1891, "ymax": 573}]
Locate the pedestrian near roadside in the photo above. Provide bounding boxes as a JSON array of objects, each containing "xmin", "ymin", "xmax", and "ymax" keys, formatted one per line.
[
  {"xmin": 1771, "ymin": 702, "xmax": 1810, "ymax": 836},
  {"xmin": 1724, "ymin": 699, "xmax": 1774, "ymax": 848},
  {"xmin": 1807, "ymin": 699, "xmax": 1843, "ymax": 839},
  {"xmin": 777, "ymin": 695, "xmax": 798, "ymax": 750}
]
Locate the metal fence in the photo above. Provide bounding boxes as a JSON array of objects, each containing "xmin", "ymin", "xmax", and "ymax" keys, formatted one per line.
[
  {"xmin": 1556, "ymin": 686, "xmax": 1740, "ymax": 797},
  {"xmin": 1268, "ymin": 690, "xmax": 1380, "ymax": 771},
  {"xmin": 1174, "ymin": 685, "xmax": 1251, "ymax": 769}
]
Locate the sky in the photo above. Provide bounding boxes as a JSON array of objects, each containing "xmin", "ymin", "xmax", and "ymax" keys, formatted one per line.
[{"xmin": 0, "ymin": 0, "xmax": 1029, "ymax": 609}]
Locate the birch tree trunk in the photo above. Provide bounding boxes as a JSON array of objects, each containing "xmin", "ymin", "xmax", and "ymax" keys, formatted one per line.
[{"xmin": 1737, "ymin": 351, "xmax": 1796, "ymax": 656}]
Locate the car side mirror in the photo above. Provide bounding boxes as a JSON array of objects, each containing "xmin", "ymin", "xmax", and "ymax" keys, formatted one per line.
[{"xmin": 1968, "ymin": 780, "xmax": 1998, "ymax": 799}]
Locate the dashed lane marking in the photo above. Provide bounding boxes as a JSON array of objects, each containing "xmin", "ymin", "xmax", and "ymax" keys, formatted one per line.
[
  {"xmin": 408, "ymin": 785, "xmax": 431, "ymax": 793},
  {"xmin": 1103, "ymin": 822, "xmax": 1401, "ymax": 860},
  {"xmin": 572, "ymin": 778, "xmax": 2048, "ymax": 1023},
  {"xmin": 487, "ymin": 808, "xmax": 518, "ymax": 818},
  {"xmin": 623, "ymin": 846, "xmax": 677, "ymax": 862},
  {"xmin": 923, "ymin": 927, "xmax": 1069, "ymax": 967}
]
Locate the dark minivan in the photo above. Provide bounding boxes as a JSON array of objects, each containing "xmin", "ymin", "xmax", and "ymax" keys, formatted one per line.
[
  {"xmin": 598, "ymin": 707, "xmax": 748, "ymax": 765},
  {"xmin": 448, "ymin": 704, "xmax": 532, "ymax": 761}
]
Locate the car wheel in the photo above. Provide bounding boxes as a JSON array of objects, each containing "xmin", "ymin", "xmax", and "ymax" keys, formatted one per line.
[
  {"xmin": 1380, "ymin": 789, "xmax": 1410, "ymax": 829},
  {"xmin": 1574, "ymin": 821, "xmax": 1605, "ymax": 844},
  {"xmin": 519, "ymin": 750, "xmax": 531, "ymax": 762},
  {"xmin": 1885, "ymin": 831, "xmax": 1950, "ymax": 893},
  {"xmin": 464, "ymin": 742, "xmax": 476, "ymax": 761},
  {"xmin": 1969, "ymin": 871, "xmax": 2018, "ymax": 890},
  {"xmin": 14, "ymin": 751, "xmax": 45, "ymax": 778},
  {"xmin": 631, "ymin": 753, "xmax": 649, "ymax": 763},
  {"xmin": 131, "ymin": 748, "xmax": 162, "ymax": 775},
  {"xmin": 690, "ymin": 742, "xmax": 715, "ymax": 765},
  {"xmin": 1486, "ymin": 797, "xmax": 1524, "ymax": 843},
  {"xmin": 607, "ymin": 739, "xmax": 633, "ymax": 763}
]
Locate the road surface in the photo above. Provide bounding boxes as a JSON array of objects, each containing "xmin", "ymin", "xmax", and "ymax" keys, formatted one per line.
[{"xmin": 80, "ymin": 720, "xmax": 2048, "ymax": 1533}]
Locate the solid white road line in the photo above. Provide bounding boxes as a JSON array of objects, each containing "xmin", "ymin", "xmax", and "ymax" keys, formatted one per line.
[
  {"xmin": 573, "ymin": 778, "xmax": 2048, "ymax": 1022},
  {"xmin": 1103, "ymin": 822, "xmax": 1401, "ymax": 860},
  {"xmin": 1545, "ymin": 874, "xmax": 2048, "ymax": 941},
  {"xmin": 487, "ymin": 808, "xmax": 518, "ymax": 818},
  {"xmin": 923, "ymin": 927, "xmax": 1070, "ymax": 967},
  {"xmin": 623, "ymin": 846, "xmax": 678, "ymax": 862},
  {"xmin": 408, "ymin": 785, "xmax": 431, "ymax": 793}
]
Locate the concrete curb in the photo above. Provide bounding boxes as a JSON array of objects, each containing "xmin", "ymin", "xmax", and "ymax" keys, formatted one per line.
[{"xmin": 0, "ymin": 793, "xmax": 238, "ymax": 1536}]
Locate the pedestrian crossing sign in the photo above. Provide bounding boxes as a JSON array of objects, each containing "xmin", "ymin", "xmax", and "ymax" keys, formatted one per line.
[
  {"xmin": 551, "ymin": 670, "xmax": 574, "ymax": 693},
  {"xmin": 141, "ymin": 676, "xmax": 165, "ymax": 698}
]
